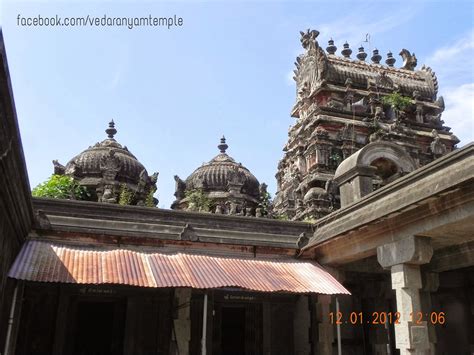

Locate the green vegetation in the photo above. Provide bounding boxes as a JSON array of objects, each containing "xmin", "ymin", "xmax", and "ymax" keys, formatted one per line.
[
  {"xmin": 329, "ymin": 152, "xmax": 342, "ymax": 168},
  {"xmin": 260, "ymin": 191, "xmax": 272, "ymax": 215},
  {"xmin": 32, "ymin": 174, "xmax": 89, "ymax": 200},
  {"xmin": 118, "ymin": 184, "xmax": 134, "ymax": 205},
  {"xmin": 274, "ymin": 213, "xmax": 289, "ymax": 221},
  {"xmin": 185, "ymin": 189, "xmax": 211, "ymax": 212},
  {"xmin": 145, "ymin": 188, "xmax": 157, "ymax": 207},
  {"xmin": 302, "ymin": 216, "xmax": 317, "ymax": 224},
  {"xmin": 381, "ymin": 92, "xmax": 412, "ymax": 112}
]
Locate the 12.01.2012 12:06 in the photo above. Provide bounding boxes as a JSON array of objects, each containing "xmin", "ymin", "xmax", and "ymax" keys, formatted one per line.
[{"xmin": 329, "ymin": 311, "xmax": 446, "ymax": 325}]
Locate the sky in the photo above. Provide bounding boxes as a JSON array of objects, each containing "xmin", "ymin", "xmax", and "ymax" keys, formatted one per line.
[{"xmin": 1, "ymin": 0, "xmax": 473, "ymax": 208}]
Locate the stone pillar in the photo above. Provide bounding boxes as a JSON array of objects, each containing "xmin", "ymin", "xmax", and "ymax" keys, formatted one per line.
[
  {"xmin": 173, "ymin": 288, "xmax": 192, "ymax": 355},
  {"xmin": 316, "ymin": 294, "xmax": 334, "ymax": 355},
  {"xmin": 377, "ymin": 236, "xmax": 433, "ymax": 355},
  {"xmin": 420, "ymin": 272, "xmax": 439, "ymax": 355},
  {"xmin": 294, "ymin": 295, "xmax": 311, "ymax": 355}
]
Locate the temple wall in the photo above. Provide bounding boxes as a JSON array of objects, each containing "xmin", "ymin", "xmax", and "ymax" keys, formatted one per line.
[
  {"xmin": 0, "ymin": 31, "xmax": 33, "ymax": 353},
  {"xmin": 433, "ymin": 267, "xmax": 474, "ymax": 354}
]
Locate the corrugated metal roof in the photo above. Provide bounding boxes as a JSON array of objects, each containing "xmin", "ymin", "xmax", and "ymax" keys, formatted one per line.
[{"xmin": 8, "ymin": 241, "xmax": 349, "ymax": 295}]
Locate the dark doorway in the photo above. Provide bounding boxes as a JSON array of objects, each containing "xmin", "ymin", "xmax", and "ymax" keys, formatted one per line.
[
  {"xmin": 70, "ymin": 299, "xmax": 126, "ymax": 355},
  {"xmin": 221, "ymin": 307, "xmax": 246, "ymax": 355}
]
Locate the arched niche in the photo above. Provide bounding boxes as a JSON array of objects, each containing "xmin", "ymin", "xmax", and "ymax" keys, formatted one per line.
[{"xmin": 333, "ymin": 142, "xmax": 417, "ymax": 207}]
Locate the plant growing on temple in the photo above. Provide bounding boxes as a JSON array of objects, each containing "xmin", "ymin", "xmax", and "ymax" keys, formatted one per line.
[
  {"xmin": 259, "ymin": 183, "xmax": 272, "ymax": 215},
  {"xmin": 185, "ymin": 189, "xmax": 211, "ymax": 212},
  {"xmin": 32, "ymin": 174, "xmax": 89, "ymax": 200},
  {"xmin": 329, "ymin": 152, "xmax": 342, "ymax": 169},
  {"xmin": 274, "ymin": 213, "xmax": 289, "ymax": 221},
  {"xmin": 381, "ymin": 92, "xmax": 412, "ymax": 116},
  {"xmin": 118, "ymin": 184, "xmax": 134, "ymax": 205},
  {"xmin": 145, "ymin": 187, "xmax": 157, "ymax": 208},
  {"xmin": 303, "ymin": 216, "xmax": 317, "ymax": 224}
]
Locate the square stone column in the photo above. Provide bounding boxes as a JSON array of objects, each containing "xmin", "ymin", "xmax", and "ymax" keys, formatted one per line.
[
  {"xmin": 316, "ymin": 294, "xmax": 334, "ymax": 355},
  {"xmin": 420, "ymin": 272, "xmax": 439, "ymax": 355},
  {"xmin": 173, "ymin": 288, "xmax": 192, "ymax": 354},
  {"xmin": 377, "ymin": 236, "xmax": 434, "ymax": 355},
  {"xmin": 293, "ymin": 295, "xmax": 311, "ymax": 355}
]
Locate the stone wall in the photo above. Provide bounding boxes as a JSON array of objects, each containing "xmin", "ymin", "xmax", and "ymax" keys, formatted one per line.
[{"xmin": 0, "ymin": 31, "xmax": 33, "ymax": 351}]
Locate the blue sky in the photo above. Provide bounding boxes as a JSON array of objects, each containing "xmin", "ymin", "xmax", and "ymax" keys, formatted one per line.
[{"xmin": 1, "ymin": 0, "xmax": 473, "ymax": 208}]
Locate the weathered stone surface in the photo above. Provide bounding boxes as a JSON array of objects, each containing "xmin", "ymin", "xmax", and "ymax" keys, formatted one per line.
[
  {"xmin": 53, "ymin": 120, "xmax": 159, "ymax": 206},
  {"xmin": 377, "ymin": 236, "xmax": 433, "ymax": 268},
  {"xmin": 0, "ymin": 30, "xmax": 34, "ymax": 353},
  {"xmin": 172, "ymin": 137, "xmax": 268, "ymax": 217},
  {"xmin": 293, "ymin": 295, "xmax": 311, "ymax": 354},
  {"xmin": 391, "ymin": 264, "xmax": 423, "ymax": 289},
  {"xmin": 334, "ymin": 141, "xmax": 418, "ymax": 207},
  {"xmin": 173, "ymin": 288, "xmax": 191, "ymax": 355},
  {"xmin": 275, "ymin": 29, "xmax": 459, "ymax": 221},
  {"xmin": 32, "ymin": 197, "xmax": 313, "ymax": 251}
]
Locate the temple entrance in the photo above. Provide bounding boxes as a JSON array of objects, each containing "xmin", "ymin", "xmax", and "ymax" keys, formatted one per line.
[
  {"xmin": 67, "ymin": 298, "xmax": 126, "ymax": 355},
  {"xmin": 221, "ymin": 307, "xmax": 246, "ymax": 354},
  {"xmin": 212, "ymin": 301, "xmax": 263, "ymax": 355}
]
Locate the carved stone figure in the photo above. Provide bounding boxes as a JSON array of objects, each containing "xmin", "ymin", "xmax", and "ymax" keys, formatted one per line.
[
  {"xmin": 150, "ymin": 172, "xmax": 159, "ymax": 184},
  {"xmin": 399, "ymin": 49, "xmax": 417, "ymax": 71},
  {"xmin": 430, "ymin": 130, "xmax": 447, "ymax": 156},
  {"xmin": 425, "ymin": 114, "xmax": 444, "ymax": 127},
  {"xmin": 179, "ymin": 223, "xmax": 198, "ymax": 242},
  {"xmin": 326, "ymin": 98, "xmax": 345, "ymax": 110},
  {"xmin": 137, "ymin": 169, "xmax": 148, "ymax": 193},
  {"xmin": 296, "ymin": 232, "xmax": 309, "ymax": 249},
  {"xmin": 376, "ymin": 72, "xmax": 394, "ymax": 89},
  {"xmin": 174, "ymin": 175, "xmax": 186, "ymax": 200},
  {"xmin": 52, "ymin": 160, "xmax": 65, "ymax": 175},
  {"xmin": 300, "ymin": 29, "xmax": 319, "ymax": 51},
  {"xmin": 228, "ymin": 201, "xmax": 238, "ymax": 215},
  {"xmin": 100, "ymin": 150, "xmax": 121, "ymax": 182},
  {"xmin": 374, "ymin": 106, "xmax": 385, "ymax": 121},
  {"xmin": 215, "ymin": 204, "xmax": 224, "ymax": 214},
  {"xmin": 100, "ymin": 184, "xmax": 116, "ymax": 203}
]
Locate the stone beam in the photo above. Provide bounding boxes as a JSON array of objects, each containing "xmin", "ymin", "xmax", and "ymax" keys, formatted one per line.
[
  {"xmin": 428, "ymin": 241, "xmax": 474, "ymax": 272},
  {"xmin": 306, "ymin": 143, "xmax": 474, "ymax": 250},
  {"xmin": 313, "ymin": 187, "xmax": 473, "ymax": 265}
]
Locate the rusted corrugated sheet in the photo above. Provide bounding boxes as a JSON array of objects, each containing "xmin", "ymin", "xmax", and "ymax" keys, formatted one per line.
[{"xmin": 8, "ymin": 241, "xmax": 349, "ymax": 295}]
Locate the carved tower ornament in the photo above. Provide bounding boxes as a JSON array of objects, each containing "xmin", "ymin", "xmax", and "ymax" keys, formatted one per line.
[
  {"xmin": 100, "ymin": 150, "xmax": 122, "ymax": 182},
  {"xmin": 293, "ymin": 29, "xmax": 328, "ymax": 115},
  {"xmin": 399, "ymin": 49, "xmax": 417, "ymax": 70}
]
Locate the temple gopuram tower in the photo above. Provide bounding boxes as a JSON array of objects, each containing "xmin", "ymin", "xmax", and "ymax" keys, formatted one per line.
[
  {"xmin": 273, "ymin": 29, "xmax": 459, "ymax": 221},
  {"xmin": 52, "ymin": 120, "xmax": 159, "ymax": 206},
  {"xmin": 172, "ymin": 137, "xmax": 269, "ymax": 217}
]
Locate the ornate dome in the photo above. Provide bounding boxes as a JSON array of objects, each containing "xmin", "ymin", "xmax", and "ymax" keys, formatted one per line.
[
  {"xmin": 53, "ymin": 121, "xmax": 158, "ymax": 205},
  {"xmin": 172, "ymin": 137, "xmax": 264, "ymax": 216},
  {"xmin": 63, "ymin": 121, "xmax": 147, "ymax": 185},
  {"xmin": 185, "ymin": 137, "xmax": 260, "ymax": 198}
]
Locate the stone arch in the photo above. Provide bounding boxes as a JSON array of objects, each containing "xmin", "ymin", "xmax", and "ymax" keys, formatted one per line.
[
  {"xmin": 334, "ymin": 142, "xmax": 417, "ymax": 207},
  {"xmin": 357, "ymin": 142, "xmax": 417, "ymax": 175}
]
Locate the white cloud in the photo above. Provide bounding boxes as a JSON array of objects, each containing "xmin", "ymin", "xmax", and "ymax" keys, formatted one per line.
[
  {"xmin": 440, "ymin": 83, "xmax": 474, "ymax": 146},
  {"xmin": 284, "ymin": 4, "xmax": 422, "ymax": 86},
  {"xmin": 317, "ymin": 4, "xmax": 420, "ymax": 51},
  {"xmin": 427, "ymin": 29, "xmax": 474, "ymax": 84},
  {"xmin": 429, "ymin": 30, "xmax": 474, "ymax": 64},
  {"xmin": 426, "ymin": 30, "xmax": 474, "ymax": 145}
]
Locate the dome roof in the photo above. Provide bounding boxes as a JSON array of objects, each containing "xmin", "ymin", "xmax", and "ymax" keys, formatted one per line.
[
  {"xmin": 185, "ymin": 137, "xmax": 260, "ymax": 198},
  {"xmin": 64, "ymin": 121, "xmax": 148, "ymax": 185}
]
